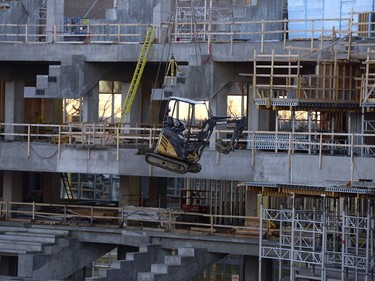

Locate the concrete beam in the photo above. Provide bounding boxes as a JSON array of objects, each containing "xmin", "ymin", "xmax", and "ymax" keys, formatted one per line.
[{"xmin": 0, "ymin": 141, "xmax": 374, "ymax": 183}]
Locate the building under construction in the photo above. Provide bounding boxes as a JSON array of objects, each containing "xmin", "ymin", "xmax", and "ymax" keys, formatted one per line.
[{"xmin": 0, "ymin": 0, "xmax": 374, "ymax": 280}]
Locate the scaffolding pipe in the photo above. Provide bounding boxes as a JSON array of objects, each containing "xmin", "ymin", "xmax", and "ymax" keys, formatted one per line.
[
  {"xmin": 321, "ymin": 195, "xmax": 327, "ymax": 281},
  {"xmin": 258, "ymin": 193, "xmax": 263, "ymax": 281},
  {"xmin": 341, "ymin": 198, "xmax": 347, "ymax": 281},
  {"xmin": 290, "ymin": 193, "xmax": 295, "ymax": 281},
  {"xmin": 365, "ymin": 198, "xmax": 371, "ymax": 281},
  {"xmin": 279, "ymin": 203, "xmax": 283, "ymax": 280}
]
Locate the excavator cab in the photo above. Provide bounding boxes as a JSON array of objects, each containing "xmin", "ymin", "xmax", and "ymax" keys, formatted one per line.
[
  {"xmin": 145, "ymin": 96, "xmax": 246, "ymax": 174},
  {"xmin": 164, "ymin": 97, "xmax": 209, "ymax": 141}
]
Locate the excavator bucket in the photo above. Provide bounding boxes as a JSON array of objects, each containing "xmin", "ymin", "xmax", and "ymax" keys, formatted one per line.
[
  {"xmin": 215, "ymin": 116, "xmax": 246, "ymax": 154},
  {"xmin": 215, "ymin": 139, "xmax": 233, "ymax": 154}
]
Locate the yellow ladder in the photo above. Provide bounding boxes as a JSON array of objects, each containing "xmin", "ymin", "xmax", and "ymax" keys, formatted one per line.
[
  {"xmin": 61, "ymin": 173, "xmax": 74, "ymax": 201},
  {"xmin": 119, "ymin": 26, "xmax": 156, "ymax": 125}
]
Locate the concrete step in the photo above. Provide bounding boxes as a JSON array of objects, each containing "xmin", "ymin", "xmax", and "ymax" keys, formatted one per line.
[
  {"xmin": 0, "ymin": 233, "xmax": 56, "ymax": 244},
  {"xmin": 86, "ymin": 244, "xmax": 169, "ymax": 281},
  {"xmin": 0, "ymin": 226, "xmax": 70, "ymax": 255},
  {"xmin": 137, "ymin": 272, "xmax": 155, "ymax": 281},
  {"xmin": 177, "ymin": 247, "xmax": 195, "ymax": 257},
  {"xmin": 150, "ymin": 263, "xmax": 168, "ymax": 274},
  {"xmin": 28, "ymin": 226, "xmax": 70, "ymax": 237},
  {"xmin": 164, "ymin": 255, "xmax": 182, "ymax": 266},
  {"xmin": 136, "ymin": 248, "xmax": 197, "ymax": 281},
  {"xmin": 136, "ymin": 247, "xmax": 225, "ymax": 281},
  {"xmin": 0, "ymin": 240, "xmax": 43, "ymax": 253},
  {"xmin": 0, "ymin": 225, "xmax": 69, "ymax": 237}
]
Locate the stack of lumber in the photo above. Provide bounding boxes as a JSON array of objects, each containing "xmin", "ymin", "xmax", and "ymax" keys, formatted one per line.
[{"xmin": 234, "ymin": 217, "xmax": 269, "ymax": 237}]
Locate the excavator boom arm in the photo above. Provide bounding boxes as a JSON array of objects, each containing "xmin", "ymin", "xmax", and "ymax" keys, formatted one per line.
[{"xmin": 193, "ymin": 116, "xmax": 246, "ymax": 157}]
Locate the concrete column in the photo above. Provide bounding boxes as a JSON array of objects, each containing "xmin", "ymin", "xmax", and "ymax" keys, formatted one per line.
[
  {"xmin": 46, "ymin": 0, "xmax": 65, "ymax": 43},
  {"xmin": 119, "ymin": 176, "xmax": 141, "ymax": 207},
  {"xmin": 41, "ymin": 173, "xmax": 61, "ymax": 204},
  {"xmin": 0, "ymin": 171, "xmax": 3, "ymax": 198},
  {"xmin": 248, "ymin": 85, "xmax": 259, "ymax": 131},
  {"xmin": 153, "ymin": 0, "xmax": 171, "ymax": 43},
  {"xmin": 149, "ymin": 177, "xmax": 167, "ymax": 208},
  {"xmin": 248, "ymin": 85, "xmax": 275, "ymax": 131},
  {"xmin": 244, "ymin": 255, "xmax": 271, "ymax": 281},
  {"xmin": 2, "ymin": 171, "xmax": 23, "ymax": 203},
  {"xmin": 43, "ymin": 99, "xmax": 63, "ymax": 123},
  {"xmin": 244, "ymin": 255, "xmax": 258, "ymax": 281},
  {"xmin": 0, "ymin": 256, "xmax": 17, "ymax": 276},
  {"xmin": 245, "ymin": 190, "xmax": 258, "ymax": 217},
  {"xmin": 210, "ymin": 90, "xmax": 228, "ymax": 150},
  {"xmin": 82, "ymin": 84, "xmax": 99, "ymax": 122},
  {"xmin": 4, "ymin": 81, "xmax": 24, "ymax": 141}
]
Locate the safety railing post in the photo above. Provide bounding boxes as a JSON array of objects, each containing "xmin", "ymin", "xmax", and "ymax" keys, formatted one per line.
[
  {"xmin": 121, "ymin": 206, "xmax": 124, "ymax": 226},
  {"xmin": 283, "ymin": 19, "xmax": 287, "ymax": 49},
  {"xmin": 288, "ymin": 132, "xmax": 293, "ymax": 183},
  {"xmin": 311, "ymin": 19, "xmax": 315, "ymax": 49},
  {"xmin": 53, "ymin": 25, "xmax": 57, "ymax": 43},
  {"xmin": 32, "ymin": 201, "xmax": 35, "ymax": 222},
  {"xmin": 261, "ymin": 19, "xmax": 264, "ymax": 53},
  {"xmin": 319, "ymin": 133, "xmax": 323, "ymax": 169},
  {"xmin": 64, "ymin": 204, "xmax": 67, "ymax": 224},
  {"xmin": 25, "ymin": 24, "xmax": 28, "ymax": 43},
  {"xmin": 58, "ymin": 125, "xmax": 61, "ymax": 158},
  {"xmin": 251, "ymin": 131, "xmax": 255, "ymax": 167},
  {"xmin": 168, "ymin": 211, "xmax": 172, "ymax": 231},
  {"xmin": 149, "ymin": 128, "xmax": 152, "ymax": 149},
  {"xmin": 27, "ymin": 124, "xmax": 31, "ymax": 158},
  {"xmin": 116, "ymin": 126, "xmax": 120, "ymax": 161},
  {"xmin": 93, "ymin": 122, "xmax": 96, "ymax": 145},
  {"xmin": 5, "ymin": 201, "xmax": 9, "ymax": 220},
  {"xmin": 68, "ymin": 123, "xmax": 72, "ymax": 144},
  {"xmin": 210, "ymin": 213, "xmax": 214, "ymax": 234},
  {"xmin": 90, "ymin": 206, "xmax": 94, "ymax": 224}
]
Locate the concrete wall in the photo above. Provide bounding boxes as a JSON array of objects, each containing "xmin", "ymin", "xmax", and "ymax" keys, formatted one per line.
[
  {"xmin": 0, "ymin": 0, "xmax": 42, "ymax": 24},
  {"xmin": 65, "ymin": 0, "xmax": 113, "ymax": 18},
  {"xmin": 232, "ymin": 0, "xmax": 288, "ymax": 41}
]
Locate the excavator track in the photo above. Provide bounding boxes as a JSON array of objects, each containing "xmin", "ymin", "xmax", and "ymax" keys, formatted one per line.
[
  {"xmin": 145, "ymin": 153, "xmax": 190, "ymax": 174},
  {"xmin": 188, "ymin": 162, "xmax": 201, "ymax": 173}
]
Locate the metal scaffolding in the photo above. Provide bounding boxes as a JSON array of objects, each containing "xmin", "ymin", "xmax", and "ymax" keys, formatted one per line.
[{"xmin": 258, "ymin": 188, "xmax": 374, "ymax": 281}]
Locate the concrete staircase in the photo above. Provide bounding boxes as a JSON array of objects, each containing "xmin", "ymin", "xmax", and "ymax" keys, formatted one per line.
[
  {"xmin": 0, "ymin": 223, "xmax": 115, "ymax": 280},
  {"xmin": 87, "ymin": 246, "xmax": 224, "ymax": 281},
  {"xmin": 137, "ymin": 248, "xmax": 224, "ymax": 281},
  {"xmin": 0, "ymin": 225, "xmax": 69, "ymax": 255},
  {"xmin": 86, "ymin": 244, "xmax": 169, "ymax": 281},
  {"xmin": 24, "ymin": 56, "xmax": 86, "ymax": 99}
]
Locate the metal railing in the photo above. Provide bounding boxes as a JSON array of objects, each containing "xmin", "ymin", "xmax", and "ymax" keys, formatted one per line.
[
  {"xmin": 0, "ymin": 200, "xmax": 264, "ymax": 236},
  {"xmin": 0, "ymin": 122, "xmax": 160, "ymax": 160},
  {"xmin": 0, "ymin": 122, "xmax": 374, "ymax": 160},
  {"xmin": 0, "ymin": 11, "xmax": 375, "ymax": 51}
]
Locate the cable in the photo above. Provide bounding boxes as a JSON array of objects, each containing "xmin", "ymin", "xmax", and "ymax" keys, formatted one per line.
[
  {"xmin": 30, "ymin": 145, "xmax": 58, "ymax": 159},
  {"xmin": 83, "ymin": 0, "xmax": 99, "ymax": 19},
  {"xmin": 190, "ymin": 1, "xmax": 211, "ymax": 104},
  {"xmin": 146, "ymin": 15, "xmax": 174, "ymax": 124}
]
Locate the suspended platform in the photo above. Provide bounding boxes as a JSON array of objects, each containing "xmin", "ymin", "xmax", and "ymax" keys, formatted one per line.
[{"xmin": 240, "ymin": 180, "xmax": 375, "ymax": 197}]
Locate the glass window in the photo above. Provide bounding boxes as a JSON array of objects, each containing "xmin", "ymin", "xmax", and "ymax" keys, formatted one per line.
[{"xmin": 99, "ymin": 81, "xmax": 122, "ymax": 123}]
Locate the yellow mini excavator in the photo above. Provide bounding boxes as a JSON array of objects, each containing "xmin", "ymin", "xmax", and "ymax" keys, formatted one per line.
[{"xmin": 145, "ymin": 96, "xmax": 246, "ymax": 174}]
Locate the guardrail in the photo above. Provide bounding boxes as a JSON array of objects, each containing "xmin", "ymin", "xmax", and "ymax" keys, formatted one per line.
[
  {"xmin": 0, "ymin": 122, "xmax": 160, "ymax": 160},
  {"xmin": 0, "ymin": 122, "xmax": 374, "ymax": 161},
  {"xmin": 0, "ymin": 200, "xmax": 266, "ymax": 237},
  {"xmin": 0, "ymin": 11, "xmax": 375, "ymax": 51}
]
